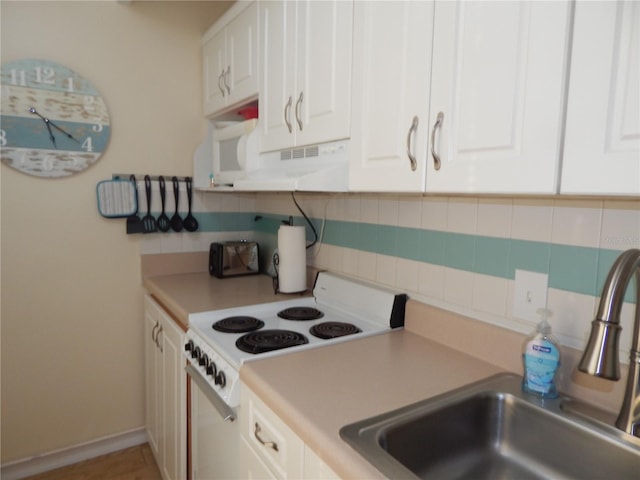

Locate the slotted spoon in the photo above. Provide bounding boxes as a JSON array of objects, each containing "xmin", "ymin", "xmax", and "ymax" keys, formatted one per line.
[
  {"xmin": 142, "ymin": 175, "xmax": 157, "ymax": 233},
  {"xmin": 157, "ymin": 176, "xmax": 171, "ymax": 232}
]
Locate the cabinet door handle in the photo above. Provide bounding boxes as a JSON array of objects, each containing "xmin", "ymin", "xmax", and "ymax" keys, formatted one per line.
[
  {"xmin": 430, "ymin": 112, "xmax": 444, "ymax": 171},
  {"xmin": 284, "ymin": 96, "xmax": 293, "ymax": 133},
  {"xmin": 406, "ymin": 116, "xmax": 419, "ymax": 171},
  {"xmin": 156, "ymin": 325, "xmax": 163, "ymax": 353},
  {"xmin": 152, "ymin": 321, "xmax": 159, "ymax": 343},
  {"xmin": 224, "ymin": 65, "xmax": 231, "ymax": 95},
  {"xmin": 295, "ymin": 91, "xmax": 304, "ymax": 131},
  {"xmin": 254, "ymin": 422, "xmax": 278, "ymax": 452},
  {"xmin": 218, "ymin": 70, "xmax": 225, "ymax": 97}
]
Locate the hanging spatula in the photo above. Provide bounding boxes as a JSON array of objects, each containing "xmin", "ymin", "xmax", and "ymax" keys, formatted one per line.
[
  {"xmin": 126, "ymin": 175, "xmax": 144, "ymax": 234},
  {"xmin": 142, "ymin": 175, "xmax": 157, "ymax": 233}
]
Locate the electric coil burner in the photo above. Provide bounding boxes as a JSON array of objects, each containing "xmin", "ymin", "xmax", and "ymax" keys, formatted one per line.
[
  {"xmin": 310, "ymin": 321, "xmax": 362, "ymax": 339},
  {"xmin": 212, "ymin": 316, "xmax": 264, "ymax": 333},
  {"xmin": 236, "ymin": 329, "xmax": 309, "ymax": 354},
  {"xmin": 277, "ymin": 306, "xmax": 324, "ymax": 321}
]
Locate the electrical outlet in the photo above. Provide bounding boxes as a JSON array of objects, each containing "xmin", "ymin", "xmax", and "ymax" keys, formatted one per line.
[{"xmin": 513, "ymin": 270, "xmax": 548, "ymax": 322}]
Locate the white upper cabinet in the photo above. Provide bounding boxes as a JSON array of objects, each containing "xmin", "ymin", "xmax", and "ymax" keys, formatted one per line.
[
  {"xmin": 203, "ymin": 2, "xmax": 258, "ymax": 117},
  {"xmin": 259, "ymin": 0, "xmax": 353, "ymax": 153},
  {"xmin": 425, "ymin": 1, "xmax": 571, "ymax": 194},
  {"xmin": 561, "ymin": 1, "xmax": 640, "ymax": 196},
  {"xmin": 349, "ymin": 1, "xmax": 435, "ymax": 192}
]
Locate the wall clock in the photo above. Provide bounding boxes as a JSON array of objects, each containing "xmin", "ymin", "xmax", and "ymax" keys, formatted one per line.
[{"xmin": 0, "ymin": 59, "xmax": 111, "ymax": 178}]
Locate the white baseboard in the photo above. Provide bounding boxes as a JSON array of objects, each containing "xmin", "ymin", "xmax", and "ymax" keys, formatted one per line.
[{"xmin": 1, "ymin": 427, "xmax": 148, "ymax": 480}]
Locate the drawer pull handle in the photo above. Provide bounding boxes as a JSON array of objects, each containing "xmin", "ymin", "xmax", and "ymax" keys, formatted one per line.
[{"xmin": 254, "ymin": 422, "xmax": 278, "ymax": 452}]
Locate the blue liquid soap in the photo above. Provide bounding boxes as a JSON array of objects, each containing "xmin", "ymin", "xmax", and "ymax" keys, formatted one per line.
[{"xmin": 522, "ymin": 308, "xmax": 561, "ymax": 398}]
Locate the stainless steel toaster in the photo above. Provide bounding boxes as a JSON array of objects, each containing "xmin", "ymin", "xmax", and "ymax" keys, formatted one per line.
[{"xmin": 209, "ymin": 241, "xmax": 259, "ymax": 278}]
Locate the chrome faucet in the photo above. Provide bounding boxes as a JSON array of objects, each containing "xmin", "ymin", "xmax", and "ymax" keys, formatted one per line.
[{"xmin": 578, "ymin": 248, "xmax": 640, "ymax": 438}]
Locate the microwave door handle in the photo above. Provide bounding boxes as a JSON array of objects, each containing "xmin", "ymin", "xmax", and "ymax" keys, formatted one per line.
[{"xmin": 186, "ymin": 364, "xmax": 236, "ymax": 422}]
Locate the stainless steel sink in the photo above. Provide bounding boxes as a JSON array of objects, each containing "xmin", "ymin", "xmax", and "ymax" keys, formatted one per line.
[{"xmin": 340, "ymin": 373, "xmax": 640, "ymax": 479}]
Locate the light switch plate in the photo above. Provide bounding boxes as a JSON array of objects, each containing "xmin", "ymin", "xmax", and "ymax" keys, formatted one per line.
[{"xmin": 513, "ymin": 270, "xmax": 548, "ymax": 323}]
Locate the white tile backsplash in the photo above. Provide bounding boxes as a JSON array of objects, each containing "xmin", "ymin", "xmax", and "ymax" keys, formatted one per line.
[
  {"xmin": 447, "ymin": 197, "xmax": 478, "ymax": 234},
  {"xmin": 375, "ymin": 254, "xmax": 397, "ymax": 287},
  {"xmin": 360, "ymin": 194, "xmax": 379, "ymax": 223},
  {"xmin": 551, "ymin": 199, "xmax": 603, "ymax": 248},
  {"xmin": 472, "ymin": 273, "xmax": 508, "ymax": 317},
  {"xmin": 477, "ymin": 198, "xmax": 513, "ymax": 238},
  {"xmin": 418, "ymin": 262, "xmax": 445, "ymax": 300},
  {"xmin": 421, "ymin": 197, "xmax": 448, "ymax": 231},
  {"xmin": 600, "ymin": 200, "xmax": 640, "ymax": 251},
  {"xmin": 156, "ymin": 191, "xmax": 638, "ymax": 357},
  {"xmin": 357, "ymin": 250, "xmax": 377, "ymax": 281},
  {"xmin": 396, "ymin": 257, "xmax": 420, "ymax": 292},
  {"xmin": 398, "ymin": 195, "xmax": 423, "ymax": 228},
  {"xmin": 378, "ymin": 196, "xmax": 400, "ymax": 226},
  {"xmin": 511, "ymin": 198, "xmax": 554, "ymax": 242},
  {"xmin": 443, "ymin": 268, "xmax": 474, "ymax": 307}
]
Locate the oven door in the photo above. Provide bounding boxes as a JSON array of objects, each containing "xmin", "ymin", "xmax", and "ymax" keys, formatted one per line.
[{"xmin": 186, "ymin": 365, "xmax": 240, "ymax": 480}]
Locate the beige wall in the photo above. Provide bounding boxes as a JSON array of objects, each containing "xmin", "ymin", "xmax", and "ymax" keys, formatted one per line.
[{"xmin": 1, "ymin": 0, "xmax": 229, "ymax": 463}]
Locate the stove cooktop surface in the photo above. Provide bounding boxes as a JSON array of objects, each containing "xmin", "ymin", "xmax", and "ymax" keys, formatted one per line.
[{"xmin": 188, "ymin": 296, "xmax": 389, "ymax": 369}]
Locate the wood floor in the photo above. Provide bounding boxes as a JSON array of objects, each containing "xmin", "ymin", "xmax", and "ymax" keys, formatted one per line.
[{"xmin": 23, "ymin": 443, "xmax": 162, "ymax": 480}]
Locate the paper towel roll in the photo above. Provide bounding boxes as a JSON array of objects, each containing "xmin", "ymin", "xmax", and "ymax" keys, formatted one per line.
[{"xmin": 277, "ymin": 225, "xmax": 306, "ymax": 293}]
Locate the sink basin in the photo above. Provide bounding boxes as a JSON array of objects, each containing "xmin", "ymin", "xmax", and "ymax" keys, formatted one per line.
[{"xmin": 340, "ymin": 373, "xmax": 640, "ymax": 479}]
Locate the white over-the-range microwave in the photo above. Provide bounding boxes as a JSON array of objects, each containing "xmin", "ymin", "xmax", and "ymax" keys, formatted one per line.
[{"xmin": 192, "ymin": 118, "xmax": 350, "ymax": 192}]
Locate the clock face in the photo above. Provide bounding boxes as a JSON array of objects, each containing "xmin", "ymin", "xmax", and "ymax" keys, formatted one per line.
[{"xmin": 0, "ymin": 59, "xmax": 111, "ymax": 178}]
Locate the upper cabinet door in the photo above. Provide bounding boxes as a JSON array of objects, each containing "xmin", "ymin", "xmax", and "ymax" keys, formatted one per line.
[
  {"xmin": 426, "ymin": 1, "xmax": 571, "ymax": 194},
  {"xmin": 294, "ymin": 0, "xmax": 353, "ymax": 148},
  {"xmin": 349, "ymin": 1, "xmax": 434, "ymax": 192},
  {"xmin": 259, "ymin": 0, "xmax": 297, "ymax": 152},
  {"xmin": 561, "ymin": 1, "xmax": 640, "ymax": 196},
  {"xmin": 226, "ymin": 2, "xmax": 259, "ymax": 107},
  {"xmin": 203, "ymin": 2, "xmax": 258, "ymax": 117},
  {"xmin": 203, "ymin": 29, "xmax": 227, "ymax": 116},
  {"xmin": 259, "ymin": 0, "xmax": 353, "ymax": 153}
]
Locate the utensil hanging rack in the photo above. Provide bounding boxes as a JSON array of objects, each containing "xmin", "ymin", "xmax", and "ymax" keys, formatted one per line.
[
  {"xmin": 98, "ymin": 174, "xmax": 198, "ymax": 234},
  {"xmin": 112, "ymin": 173, "xmax": 186, "ymax": 182}
]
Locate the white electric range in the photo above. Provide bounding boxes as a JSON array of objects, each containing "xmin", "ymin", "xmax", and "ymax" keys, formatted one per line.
[{"xmin": 183, "ymin": 271, "xmax": 407, "ymax": 480}]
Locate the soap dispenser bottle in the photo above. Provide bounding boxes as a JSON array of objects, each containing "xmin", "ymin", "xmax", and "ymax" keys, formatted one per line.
[{"xmin": 522, "ymin": 308, "xmax": 561, "ymax": 398}]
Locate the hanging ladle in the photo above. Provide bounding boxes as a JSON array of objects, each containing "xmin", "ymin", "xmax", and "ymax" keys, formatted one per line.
[
  {"xmin": 183, "ymin": 176, "xmax": 199, "ymax": 232},
  {"xmin": 157, "ymin": 176, "xmax": 171, "ymax": 232},
  {"xmin": 170, "ymin": 176, "xmax": 183, "ymax": 232}
]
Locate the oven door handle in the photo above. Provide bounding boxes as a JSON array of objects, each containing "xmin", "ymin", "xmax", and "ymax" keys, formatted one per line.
[{"xmin": 185, "ymin": 364, "xmax": 236, "ymax": 422}]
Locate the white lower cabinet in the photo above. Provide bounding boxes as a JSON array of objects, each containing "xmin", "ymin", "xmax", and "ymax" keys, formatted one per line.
[
  {"xmin": 144, "ymin": 295, "xmax": 187, "ymax": 480},
  {"xmin": 304, "ymin": 448, "xmax": 340, "ymax": 480},
  {"xmin": 240, "ymin": 384, "xmax": 340, "ymax": 479}
]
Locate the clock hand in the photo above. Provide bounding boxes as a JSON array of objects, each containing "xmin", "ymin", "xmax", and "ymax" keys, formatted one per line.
[
  {"xmin": 29, "ymin": 107, "xmax": 80, "ymax": 143},
  {"xmin": 44, "ymin": 118, "xmax": 57, "ymax": 148}
]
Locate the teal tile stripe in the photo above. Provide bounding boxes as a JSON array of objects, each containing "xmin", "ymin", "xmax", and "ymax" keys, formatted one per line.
[{"xmin": 196, "ymin": 211, "xmax": 636, "ymax": 302}]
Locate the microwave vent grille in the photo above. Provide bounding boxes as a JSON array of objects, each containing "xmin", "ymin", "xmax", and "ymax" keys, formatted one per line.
[{"xmin": 280, "ymin": 145, "xmax": 320, "ymax": 161}]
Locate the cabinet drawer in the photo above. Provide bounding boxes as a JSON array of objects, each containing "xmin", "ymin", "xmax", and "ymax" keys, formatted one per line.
[{"xmin": 241, "ymin": 387, "xmax": 304, "ymax": 478}]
